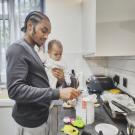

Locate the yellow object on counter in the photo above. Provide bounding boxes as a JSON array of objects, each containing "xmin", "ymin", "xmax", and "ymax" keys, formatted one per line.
[
  {"xmin": 109, "ymin": 89, "xmax": 121, "ymax": 94},
  {"xmin": 61, "ymin": 125, "xmax": 79, "ymax": 135}
]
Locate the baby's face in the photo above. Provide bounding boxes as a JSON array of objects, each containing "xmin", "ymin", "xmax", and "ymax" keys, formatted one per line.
[{"xmin": 48, "ymin": 44, "xmax": 63, "ymax": 61}]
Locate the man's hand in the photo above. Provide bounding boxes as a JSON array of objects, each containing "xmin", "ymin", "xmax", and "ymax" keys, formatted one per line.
[
  {"xmin": 59, "ymin": 87, "xmax": 80, "ymax": 100},
  {"xmin": 52, "ymin": 68, "xmax": 64, "ymax": 81}
]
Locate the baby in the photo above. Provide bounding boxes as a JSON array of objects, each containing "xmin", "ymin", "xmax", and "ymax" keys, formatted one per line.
[
  {"xmin": 35, "ymin": 40, "xmax": 75, "ymax": 108},
  {"xmin": 45, "ymin": 39, "xmax": 71, "ymax": 89}
]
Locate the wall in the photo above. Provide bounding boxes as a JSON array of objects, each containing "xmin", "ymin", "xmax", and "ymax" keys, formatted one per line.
[
  {"xmin": 45, "ymin": 0, "xmax": 114, "ymax": 87},
  {"xmin": 84, "ymin": 57, "xmax": 108, "ymax": 76},
  {"xmin": 84, "ymin": 56, "xmax": 135, "ymax": 98},
  {"xmin": 96, "ymin": 0, "xmax": 135, "ymax": 23},
  {"xmin": 106, "ymin": 56, "xmax": 135, "ymax": 97},
  {"xmin": 96, "ymin": 21, "xmax": 135, "ymax": 56},
  {"xmin": 46, "ymin": 0, "xmax": 82, "ymax": 54},
  {"xmin": 96, "ymin": 0, "xmax": 135, "ymax": 56},
  {"xmin": 95, "ymin": 0, "xmax": 135, "ymax": 96},
  {"xmin": 45, "ymin": 0, "xmax": 91, "ymax": 88},
  {"xmin": 45, "ymin": 0, "xmax": 135, "ymax": 94}
]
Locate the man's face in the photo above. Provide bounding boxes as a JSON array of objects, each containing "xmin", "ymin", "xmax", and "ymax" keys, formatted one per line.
[
  {"xmin": 31, "ymin": 19, "xmax": 51, "ymax": 47},
  {"xmin": 48, "ymin": 44, "xmax": 63, "ymax": 61}
]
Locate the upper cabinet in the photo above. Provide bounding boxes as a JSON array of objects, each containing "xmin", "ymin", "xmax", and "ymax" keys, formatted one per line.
[{"xmin": 82, "ymin": 0, "xmax": 135, "ymax": 57}]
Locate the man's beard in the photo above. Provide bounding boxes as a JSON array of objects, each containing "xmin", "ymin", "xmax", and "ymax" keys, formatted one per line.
[{"xmin": 32, "ymin": 26, "xmax": 46, "ymax": 47}]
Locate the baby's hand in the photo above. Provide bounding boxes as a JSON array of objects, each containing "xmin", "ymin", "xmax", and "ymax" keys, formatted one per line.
[
  {"xmin": 52, "ymin": 68, "xmax": 64, "ymax": 81},
  {"xmin": 63, "ymin": 99, "xmax": 76, "ymax": 108},
  {"xmin": 67, "ymin": 99, "xmax": 76, "ymax": 106}
]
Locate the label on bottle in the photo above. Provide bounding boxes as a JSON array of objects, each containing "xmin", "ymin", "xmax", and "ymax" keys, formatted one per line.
[{"xmin": 82, "ymin": 100, "xmax": 87, "ymax": 109}]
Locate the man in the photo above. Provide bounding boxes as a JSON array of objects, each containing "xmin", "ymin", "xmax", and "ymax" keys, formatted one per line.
[{"xmin": 6, "ymin": 11, "xmax": 80, "ymax": 135}]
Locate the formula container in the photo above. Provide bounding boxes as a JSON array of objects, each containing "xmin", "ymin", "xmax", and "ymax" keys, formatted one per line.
[{"xmin": 76, "ymin": 93, "xmax": 96, "ymax": 124}]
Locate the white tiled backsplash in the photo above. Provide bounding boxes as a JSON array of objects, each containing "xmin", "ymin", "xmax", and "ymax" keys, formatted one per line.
[
  {"xmin": 107, "ymin": 56, "xmax": 135, "ymax": 97},
  {"xmin": 85, "ymin": 58, "xmax": 108, "ymax": 76},
  {"xmin": 8, "ymin": 49, "xmax": 134, "ymax": 96},
  {"xmin": 63, "ymin": 53, "xmax": 108, "ymax": 89},
  {"xmin": 85, "ymin": 56, "xmax": 135, "ymax": 97}
]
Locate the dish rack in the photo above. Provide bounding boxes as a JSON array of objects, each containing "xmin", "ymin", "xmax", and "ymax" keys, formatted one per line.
[{"xmin": 102, "ymin": 100, "xmax": 127, "ymax": 121}]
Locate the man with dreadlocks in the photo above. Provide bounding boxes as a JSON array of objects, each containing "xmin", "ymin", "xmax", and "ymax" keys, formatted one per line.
[{"xmin": 6, "ymin": 11, "xmax": 80, "ymax": 135}]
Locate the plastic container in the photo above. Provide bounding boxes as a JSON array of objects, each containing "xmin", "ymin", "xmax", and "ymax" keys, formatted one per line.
[{"xmin": 75, "ymin": 92, "xmax": 95, "ymax": 124}]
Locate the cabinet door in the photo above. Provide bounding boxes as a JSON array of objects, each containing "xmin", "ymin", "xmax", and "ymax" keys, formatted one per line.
[
  {"xmin": 0, "ymin": 107, "xmax": 16, "ymax": 135},
  {"xmin": 82, "ymin": 0, "xmax": 135, "ymax": 57},
  {"xmin": 82, "ymin": 0, "xmax": 96, "ymax": 55},
  {"xmin": 96, "ymin": 0, "xmax": 135, "ymax": 56}
]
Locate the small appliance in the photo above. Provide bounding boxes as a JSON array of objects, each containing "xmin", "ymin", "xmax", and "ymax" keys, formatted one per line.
[{"xmin": 86, "ymin": 75, "xmax": 115, "ymax": 94}]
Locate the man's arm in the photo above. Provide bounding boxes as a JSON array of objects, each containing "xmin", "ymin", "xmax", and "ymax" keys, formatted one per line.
[
  {"xmin": 6, "ymin": 44, "xmax": 59, "ymax": 104},
  {"xmin": 6, "ymin": 44, "xmax": 80, "ymax": 103}
]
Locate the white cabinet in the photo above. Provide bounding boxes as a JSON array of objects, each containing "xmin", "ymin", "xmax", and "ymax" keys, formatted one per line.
[
  {"xmin": 0, "ymin": 107, "xmax": 16, "ymax": 135},
  {"xmin": 82, "ymin": 0, "xmax": 135, "ymax": 57}
]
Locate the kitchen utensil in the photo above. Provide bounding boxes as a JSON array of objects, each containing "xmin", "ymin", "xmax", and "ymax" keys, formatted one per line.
[
  {"xmin": 127, "ymin": 125, "xmax": 135, "ymax": 135},
  {"xmin": 112, "ymin": 100, "xmax": 135, "ymax": 126},
  {"xmin": 99, "ymin": 130, "xmax": 103, "ymax": 135},
  {"xmin": 81, "ymin": 130, "xmax": 91, "ymax": 135},
  {"xmin": 95, "ymin": 123, "xmax": 118, "ymax": 135},
  {"xmin": 86, "ymin": 75, "xmax": 115, "ymax": 94},
  {"xmin": 70, "ymin": 69, "xmax": 79, "ymax": 89},
  {"xmin": 112, "ymin": 100, "xmax": 135, "ymax": 135},
  {"xmin": 118, "ymin": 130, "xmax": 125, "ymax": 135}
]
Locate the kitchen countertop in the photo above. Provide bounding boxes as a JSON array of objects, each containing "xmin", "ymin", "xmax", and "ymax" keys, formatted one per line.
[
  {"xmin": 0, "ymin": 89, "xmax": 128, "ymax": 134},
  {"xmin": 57, "ymin": 98, "xmax": 128, "ymax": 135},
  {"xmin": 0, "ymin": 99, "xmax": 14, "ymax": 107},
  {"xmin": 0, "ymin": 90, "xmax": 14, "ymax": 107}
]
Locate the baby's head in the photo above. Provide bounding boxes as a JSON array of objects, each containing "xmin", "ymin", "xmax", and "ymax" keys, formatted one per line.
[{"xmin": 48, "ymin": 40, "xmax": 63, "ymax": 61}]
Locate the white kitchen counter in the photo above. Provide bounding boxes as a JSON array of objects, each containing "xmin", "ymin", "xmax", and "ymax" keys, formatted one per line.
[
  {"xmin": 0, "ymin": 89, "xmax": 14, "ymax": 107},
  {"xmin": 0, "ymin": 99, "xmax": 14, "ymax": 107}
]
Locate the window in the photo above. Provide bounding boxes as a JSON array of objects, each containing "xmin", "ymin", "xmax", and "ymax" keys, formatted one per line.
[
  {"xmin": 0, "ymin": 0, "xmax": 45, "ymax": 84},
  {"xmin": 0, "ymin": 0, "xmax": 9, "ymax": 84}
]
